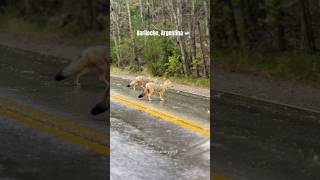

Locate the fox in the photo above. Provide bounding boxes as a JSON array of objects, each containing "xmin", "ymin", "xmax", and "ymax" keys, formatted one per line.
[
  {"xmin": 127, "ymin": 76, "xmax": 156, "ymax": 90},
  {"xmin": 138, "ymin": 80, "xmax": 172, "ymax": 101},
  {"xmin": 55, "ymin": 46, "xmax": 108, "ymax": 86},
  {"xmin": 91, "ymin": 84, "xmax": 109, "ymax": 115}
]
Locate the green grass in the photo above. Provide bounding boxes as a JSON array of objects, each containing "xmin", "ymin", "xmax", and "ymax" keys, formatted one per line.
[
  {"xmin": 111, "ymin": 65, "xmax": 210, "ymax": 88},
  {"xmin": 0, "ymin": 12, "xmax": 106, "ymax": 46},
  {"xmin": 214, "ymin": 50, "xmax": 320, "ymax": 83}
]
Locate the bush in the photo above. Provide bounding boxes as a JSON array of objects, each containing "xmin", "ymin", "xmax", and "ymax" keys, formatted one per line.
[
  {"xmin": 111, "ymin": 35, "xmax": 180, "ymax": 77},
  {"xmin": 164, "ymin": 54, "xmax": 183, "ymax": 77},
  {"xmin": 143, "ymin": 37, "xmax": 178, "ymax": 76}
]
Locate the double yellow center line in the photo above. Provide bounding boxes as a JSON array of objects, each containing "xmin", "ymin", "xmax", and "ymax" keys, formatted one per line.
[
  {"xmin": 0, "ymin": 96, "xmax": 229, "ymax": 179},
  {"xmin": 0, "ymin": 93, "xmax": 210, "ymax": 154},
  {"xmin": 0, "ymin": 97, "xmax": 108, "ymax": 156},
  {"xmin": 110, "ymin": 92, "xmax": 210, "ymax": 137},
  {"xmin": 111, "ymin": 93, "xmax": 230, "ymax": 179}
]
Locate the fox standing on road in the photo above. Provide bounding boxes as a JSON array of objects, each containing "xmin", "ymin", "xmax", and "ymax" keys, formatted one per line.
[
  {"xmin": 138, "ymin": 80, "xmax": 172, "ymax": 101},
  {"xmin": 55, "ymin": 46, "xmax": 108, "ymax": 86},
  {"xmin": 127, "ymin": 76, "xmax": 156, "ymax": 90}
]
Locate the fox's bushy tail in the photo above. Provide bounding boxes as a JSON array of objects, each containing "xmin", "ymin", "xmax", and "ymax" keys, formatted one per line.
[
  {"xmin": 91, "ymin": 100, "xmax": 107, "ymax": 115},
  {"xmin": 55, "ymin": 56, "xmax": 86, "ymax": 81},
  {"xmin": 138, "ymin": 88, "xmax": 148, "ymax": 98}
]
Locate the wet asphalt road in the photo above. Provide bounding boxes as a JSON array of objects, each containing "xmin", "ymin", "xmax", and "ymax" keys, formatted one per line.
[
  {"xmin": 2, "ymin": 44, "xmax": 318, "ymax": 180},
  {"xmin": 0, "ymin": 45, "xmax": 211, "ymax": 180},
  {"xmin": 213, "ymin": 91, "xmax": 320, "ymax": 180},
  {"xmin": 0, "ymin": 46, "xmax": 108, "ymax": 179},
  {"xmin": 110, "ymin": 78, "xmax": 210, "ymax": 180}
]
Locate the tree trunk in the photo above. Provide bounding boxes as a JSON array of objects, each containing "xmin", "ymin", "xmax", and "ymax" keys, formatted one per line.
[
  {"xmin": 125, "ymin": 0, "xmax": 138, "ymax": 68},
  {"xmin": 89, "ymin": 0, "xmax": 97, "ymax": 31},
  {"xmin": 230, "ymin": 0, "xmax": 249, "ymax": 49},
  {"xmin": 203, "ymin": 0, "xmax": 209, "ymax": 40},
  {"xmin": 111, "ymin": 0, "xmax": 121, "ymax": 67},
  {"xmin": 198, "ymin": 21, "xmax": 208, "ymax": 77},
  {"xmin": 190, "ymin": 0, "xmax": 198, "ymax": 77},
  {"xmin": 168, "ymin": 0, "xmax": 189, "ymax": 76},
  {"xmin": 277, "ymin": 10, "xmax": 286, "ymax": 51},
  {"xmin": 176, "ymin": 0, "xmax": 191, "ymax": 76},
  {"xmin": 139, "ymin": 0, "xmax": 147, "ymax": 47},
  {"xmin": 24, "ymin": 0, "xmax": 31, "ymax": 16},
  {"xmin": 226, "ymin": 0, "xmax": 240, "ymax": 48},
  {"xmin": 299, "ymin": 0, "xmax": 316, "ymax": 50}
]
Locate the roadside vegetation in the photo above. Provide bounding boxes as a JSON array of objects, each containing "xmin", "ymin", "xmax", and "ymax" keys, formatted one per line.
[
  {"xmin": 0, "ymin": 0, "xmax": 108, "ymax": 46},
  {"xmin": 212, "ymin": 0, "xmax": 320, "ymax": 84},
  {"xmin": 110, "ymin": 0, "xmax": 210, "ymax": 87},
  {"xmin": 215, "ymin": 50, "xmax": 320, "ymax": 83}
]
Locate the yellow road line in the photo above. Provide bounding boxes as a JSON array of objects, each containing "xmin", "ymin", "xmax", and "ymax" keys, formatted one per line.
[
  {"xmin": 0, "ymin": 97, "xmax": 229, "ymax": 179},
  {"xmin": 0, "ymin": 97, "xmax": 106, "ymax": 144},
  {"xmin": 111, "ymin": 92, "xmax": 210, "ymax": 137},
  {"xmin": 111, "ymin": 93, "xmax": 226, "ymax": 178},
  {"xmin": 0, "ymin": 108, "xmax": 108, "ymax": 156}
]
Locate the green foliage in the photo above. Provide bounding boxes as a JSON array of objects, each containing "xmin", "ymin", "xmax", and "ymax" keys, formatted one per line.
[
  {"xmin": 0, "ymin": 0, "xmax": 107, "ymax": 35},
  {"xmin": 191, "ymin": 58, "xmax": 200, "ymax": 71},
  {"xmin": 120, "ymin": 37, "xmax": 179, "ymax": 76},
  {"xmin": 143, "ymin": 38, "xmax": 166, "ymax": 76},
  {"xmin": 214, "ymin": 50, "xmax": 320, "ymax": 83},
  {"xmin": 117, "ymin": 38, "xmax": 131, "ymax": 66},
  {"xmin": 164, "ymin": 54, "xmax": 182, "ymax": 77},
  {"xmin": 265, "ymin": 0, "xmax": 281, "ymax": 26},
  {"xmin": 110, "ymin": 43, "xmax": 117, "ymax": 64}
]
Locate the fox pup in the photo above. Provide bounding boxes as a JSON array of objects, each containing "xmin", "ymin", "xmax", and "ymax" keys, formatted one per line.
[
  {"xmin": 138, "ymin": 80, "xmax": 172, "ymax": 101},
  {"xmin": 127, "ymin": 76, "xmax": 156, "ymax": 90},
  {"xmin": 55, "ymin": 46, "xmax": 108, "ymax": 86},
  {"xmin": 91, "ymin": 84, "xmax": 109, "ymax": 115}
]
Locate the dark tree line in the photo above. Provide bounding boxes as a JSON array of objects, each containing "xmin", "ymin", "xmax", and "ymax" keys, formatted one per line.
[
  {"xmin": 0, "ymin": 0, "xmax": 108, "ymax": 33},
  {"xmin": 212, "ymin": 0, "xmax": 320, "ymax": 52}
]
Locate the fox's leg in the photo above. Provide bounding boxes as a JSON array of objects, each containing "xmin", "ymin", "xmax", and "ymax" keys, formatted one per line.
[
  {"xmin": 74, "ymin": 68, "xmax": 90, "ymax": 86},
  {"xmin": 97, "ymin": 62, "xmax": 108, "ymax": 85},
  {"xmin": 147, "ymin": 90, "xmax": 153, "ymax": 101},
  {"xmin": 159, "ymin": 92, "xmax": 164, "ymax": 101},
  {"xmin": 147, "ymin": 93, "xmax": 152, "ymax": 101},
  {"xmin": 140, "ymin": 81, "xmax": 145, "ymax": 89},
  {"xmin": 133, "ymin": 83, "xmax": 136, "ymax": 91},
  {"xmin": 98, "ymin": 71, "xmax": 108, "ymax": 85}
]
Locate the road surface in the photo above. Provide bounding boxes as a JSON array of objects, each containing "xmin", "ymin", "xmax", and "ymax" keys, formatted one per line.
[
  {"xmin": 0, "ymin": 45, "xmax": 211, "ymax": 180},
  {"xmin": 213, "ymin": 91, "xmax": 320, "ymax": 180},
  {"xmin": 110, "ymin": 77, "xmax": 210, "ymax": 180},
  {"xmin": 0, "ymin": 45, "xmax": 108, "ymax": 179},
  {"xmin": 2, "ymin": 44, "xmax": 318, "ymax": 180}
]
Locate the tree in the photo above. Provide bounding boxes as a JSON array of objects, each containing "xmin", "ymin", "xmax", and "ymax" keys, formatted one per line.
[
  {"xmin": 299, "ymin": 0, "xmax": 316, "ymax": 50},
  {"xmin": 125, "ymin": 0, "xmax": 138, "ymax": 69}
]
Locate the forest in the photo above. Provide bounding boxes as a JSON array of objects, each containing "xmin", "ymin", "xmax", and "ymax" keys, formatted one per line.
[
  {"xmin": 111, "ymin": 0, "xmax": 210, "ymax": 80},
  {"xmin": 212, "ymin": 0, "xmax": 320, "ymax": 83},
  {"xmin": 0, "ymin": 0, "xmax": 108, "ymax": 44}
]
